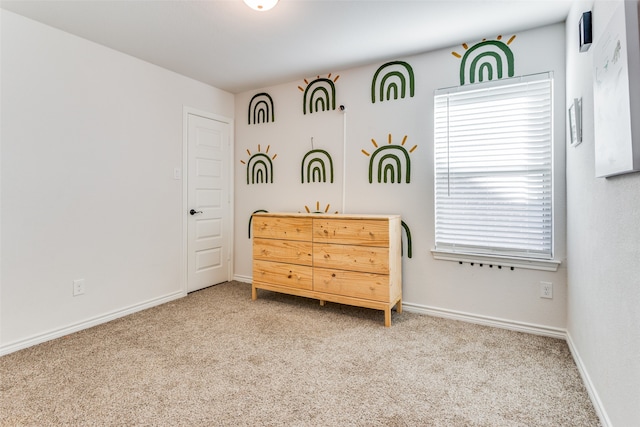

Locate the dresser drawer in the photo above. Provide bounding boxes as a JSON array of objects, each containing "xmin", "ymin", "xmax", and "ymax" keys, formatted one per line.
[
  {"xmin": 253, "ymin": 260, "xmax": 313, "ymax": 290},
  {"xmin": 253, "ymin": 216, "xmax": 312, "ymax": 241},
  {"xmin": 313, "ymin": 243, "xmax": 389, "ymax": 274},
  {"xmin": 313, "ymin": 219, "xmax": 389, "ymax": 247},
  {"xmin": 254, "ymin": 238, "xmax": 312, "ymax": 266},
  {"xmin": 314, "ymin": 268, "xmax": 390, "ymax": 302}
]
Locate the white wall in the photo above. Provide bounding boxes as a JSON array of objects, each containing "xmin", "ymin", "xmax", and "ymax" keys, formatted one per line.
[
  {"xmin": 234, "ymin": 23, "xmax": 567, "ymax": 334},
  {"xmin": 0, "ymin": 10, "xmax": 234, "ymax": 353},
  {"xmin": 565, "ymin": 1, "xmax": 640, "ymax": 425}
]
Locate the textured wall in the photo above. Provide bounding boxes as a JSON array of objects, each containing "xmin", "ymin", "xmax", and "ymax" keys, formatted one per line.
[
  {"xmin": 565, "ymin": 1, "xmax": 640, "ymax": 425},
  {"xmin": 0, "ymin": 10, "xmax": 234, "ymax": 350}
]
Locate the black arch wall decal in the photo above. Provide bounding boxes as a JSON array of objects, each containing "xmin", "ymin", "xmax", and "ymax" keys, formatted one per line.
[
  {"xmin": 301, "ymin": 149, "xmax": 334, "ymax": 183},
  {"xmin": 248, "ymin": 209, "xmax": 269, "ymax": 238},
  {"xmin": 248, "ymin": 93, "xmax": 275, "ymax": 124}
]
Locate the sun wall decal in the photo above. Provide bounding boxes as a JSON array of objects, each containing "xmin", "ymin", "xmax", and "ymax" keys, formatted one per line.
[
  {"xmin": 362, "ymin": 134, "xmax": 417, "ymax": 184},
  {"xmin": 301, "ymin": 201, "xmax": 339, "ymax": 214},
  {"xmin": 298, "ymin": 74, "xmax": 340, "ymax": 114},
  {"xmin": 240, "ymin": 144, "xmax": 278, "ymax": 184},
  {"xmin": 452, "ymin": 35, "xmax": 516, "ymax": 85}
]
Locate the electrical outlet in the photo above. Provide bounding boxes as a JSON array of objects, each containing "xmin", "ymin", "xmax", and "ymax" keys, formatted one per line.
[
  {"xmin": 73, "ymin": 279, "xmax": 85, "ymax": 296},
  {"xmin": 540, "ymin": 281, "xmax": 553, "ymax": 299}
]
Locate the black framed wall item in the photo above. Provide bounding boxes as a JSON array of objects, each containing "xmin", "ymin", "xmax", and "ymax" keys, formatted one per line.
[{"xmin": 579, "ymin": 11, "xmax": 592, "ymax": 52}]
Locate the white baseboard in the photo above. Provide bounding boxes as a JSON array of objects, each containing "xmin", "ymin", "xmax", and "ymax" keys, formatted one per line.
[
  {"xmin": 565, "ymin": 331, "xmax": 611, "ymax": 427},
  {"xmin": 232, "ymin": 275, "xmax": 565, "ymax": 339},
  {"xmin": 402, "ymin": 302, "xmax": 567, "ymax": 339},
  {"xmin": 0, "ymin": 290, "xmax": 186, "ymax": 356},
  {"xmin": 233, "ymin": 274, "xmax": 252, "ymax": 283}
]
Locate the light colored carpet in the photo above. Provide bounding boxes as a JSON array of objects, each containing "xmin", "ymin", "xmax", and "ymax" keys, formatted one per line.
[{"xmin": 1, "ymin": 281, "xmax": 600, "ymax": 426}]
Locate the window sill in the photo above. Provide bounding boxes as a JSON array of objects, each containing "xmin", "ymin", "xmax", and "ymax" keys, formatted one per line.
[{"xmin": 431, "ymin": 249, "xmax": 561, "ymax": 272}]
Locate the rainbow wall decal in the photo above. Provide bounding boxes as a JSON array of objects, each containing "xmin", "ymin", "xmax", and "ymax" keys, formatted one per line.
[
  {"xmin": 248, "ymin": 93, "xmax": 275, "ymax": 125},
  {"xmin": 401, "ymin": 221, "xmax": 412, "ymax": 259},
  {"xmin": 452, "ymin": 35, "xmax": 516, "ymax": 85},
  {"xmin": 248, "ymin": 209, "xmax": 269, "ymax": 238},
  {"xmin": 298, "ymin": 74, "xmax": 340, "ymax": 114},
  {"xmin": 240, "ymin": 144, "xmax": 277, "ymax": 184},
  {"xmin": 301, "ymin": 149, "xmax": 334, "ymax": 183},
  {"xmin": 371, "ymin": 61, "xmax": 415, "ymax": 103},
  {"xmin": 362, "ymin": 134, "xmax": 417, "ymax": 184}
]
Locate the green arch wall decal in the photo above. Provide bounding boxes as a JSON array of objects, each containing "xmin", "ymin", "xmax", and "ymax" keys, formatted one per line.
[
  {"xmin": 401, "ymin": 220, "xmax": 412, "ymax": 259},
  {"xmin": 301, "ymin": 149, "xmax": 334, "ymax": 183},
  {"xmin": 378, "ymin": 153, "xmax": 403, "ymax": 184},
  {"xmin": 247, "ymin": 153, "xmax": 272, "ymax": 184},
  {"xmin": 248, "ymin": 93, "xmax": 275, "ymax": 125},
  {"xmin": 362, "ymin": 134, "xmax": 417, "ymax": 184},
  {"xmin": 454, "ymin": 36, "xmax": 516, "ymax": 85},
  {"xmin": 240, "ymin": 145, "xmax": 277, "ymax": 185},
  {"xmin": 371, "ymin": 61, "xmax": 415, "ymax": 103},
  {"xmin": 248, "ymin": 209, "xmax": 269, "ymax": 238},
  {"xmin": 299, "ymin": 75, "xmax": 339, "ymax": 114}
]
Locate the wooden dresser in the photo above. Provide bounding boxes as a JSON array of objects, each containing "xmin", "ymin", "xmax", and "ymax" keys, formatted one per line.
[{"xmin": 252, "ymin": 213, "xmax": 402, "ymax": 326}]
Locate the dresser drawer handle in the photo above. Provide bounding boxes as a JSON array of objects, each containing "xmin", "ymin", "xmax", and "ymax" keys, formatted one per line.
[
  {"xmin": 332, "ymin": 273, "xmax": 336, "ymax": 277},
  {"xmin": 324, "ymin": 254, "xmax": 330, "ymax": 259}
]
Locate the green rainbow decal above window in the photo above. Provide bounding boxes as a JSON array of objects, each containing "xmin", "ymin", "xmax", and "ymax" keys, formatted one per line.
[
  {"xmin": 371, "ymin": 61, "xmax": 415, "ymax": 103},
  {"xmin": 248, "ymin": 92, "xmax": 275, "ymax": 125},
  {"xmin": 301, "ymin": 149, "xmax": 334, "ymax": 183},
  {"xmin": 362, "ymin": 134, "xmax": 417, "ymax": 184},
  {"xmin": 298, "ymin": 74, "xmax": 339, "ymax": 114},
  {"xmin": 452, "ymin": 35, "xmax": 516, "ymax": 85},
  {"xmin": 240, "ymin": 144, "xmax": 277, "ymax": 184}
]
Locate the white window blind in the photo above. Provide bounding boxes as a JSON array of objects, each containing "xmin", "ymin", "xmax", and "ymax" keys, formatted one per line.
[{"xmin": 434, "ymin": 73, "xmax": 553, "ymax": 260}]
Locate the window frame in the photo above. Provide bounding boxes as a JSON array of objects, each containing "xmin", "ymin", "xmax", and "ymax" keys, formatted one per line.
[{"xmin": 432, "ymin": 72, "xmax": 560, "ymax": 272}]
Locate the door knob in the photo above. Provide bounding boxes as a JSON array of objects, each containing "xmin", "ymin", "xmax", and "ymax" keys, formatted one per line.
[{"xmin": 189, "ymin": 209, "xmax": 203, "ymax": 215}]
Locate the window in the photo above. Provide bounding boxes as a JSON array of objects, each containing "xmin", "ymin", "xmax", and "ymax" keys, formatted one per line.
[{"xmin": 433, "ymin": 73, "xmax": 554, "ymax": 263}]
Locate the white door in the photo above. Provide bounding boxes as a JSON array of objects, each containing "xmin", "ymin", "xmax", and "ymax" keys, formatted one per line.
[{"xmin": 187, "ymin": 113, "xmax": 231, "ymax": 292}]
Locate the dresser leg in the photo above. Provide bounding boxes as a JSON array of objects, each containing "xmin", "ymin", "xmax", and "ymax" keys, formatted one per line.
[
  {"xmin": 251, "ymin": 285, "xmax": 257, "ymax": 300},
  {"xmin": 319, "ymin": 300, "xmax": 325, "ymax": 306},
  {"xmin": 384, "ymin": 308, "xmax": 391, "ymax": 327},
  {"xmin": 396, "ymin": 299, "xmax": 403, "ymax": 313}
]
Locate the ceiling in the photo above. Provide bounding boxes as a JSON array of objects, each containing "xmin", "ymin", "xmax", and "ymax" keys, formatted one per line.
[{"xmin": 1, "ymin": 0, "xmax": 573, "ymax": 94}]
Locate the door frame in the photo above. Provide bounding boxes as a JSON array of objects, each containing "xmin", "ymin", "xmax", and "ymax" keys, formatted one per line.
[{"xmin": 182, "ymin": 106, "xmax": 234, "ymax": 294}]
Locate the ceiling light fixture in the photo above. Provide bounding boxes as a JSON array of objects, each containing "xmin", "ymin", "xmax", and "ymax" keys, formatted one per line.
[{"xmin": 243, "ymin": 0, "xmax": 279, "ymax": 12}]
